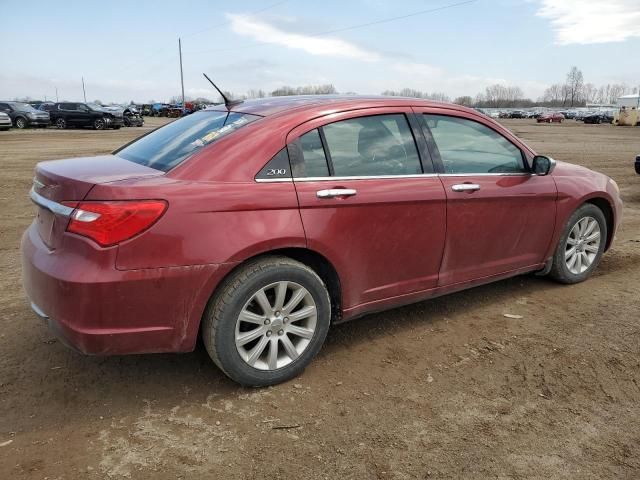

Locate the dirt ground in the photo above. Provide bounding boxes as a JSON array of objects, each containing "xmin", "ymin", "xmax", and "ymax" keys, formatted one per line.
[{"xmin": 1, "ymin": 118, "xmax": 639, "ymax": 479}]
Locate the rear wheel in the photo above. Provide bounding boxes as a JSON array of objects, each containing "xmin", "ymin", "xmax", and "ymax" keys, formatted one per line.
[
  {"xmin": 202, "ymin": 256, "xmax": 331, "ymax": 386},
  {"xmin": 55, "ymin": 118, "xmax": 66, "ymax": 129},
  {"xmin": 549, "ymin": 204, "xmax": 607, "ymax": 284},
  {"xmin": 15, "ymin": 117, "xmax": 27, "ymax": 129}
]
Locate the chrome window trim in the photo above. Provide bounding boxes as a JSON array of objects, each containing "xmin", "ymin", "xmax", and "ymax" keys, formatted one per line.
[
  {"xmin": 29, "ymin": 188, "xmax": 74, "ymax": 217},
  {"xmin": 255, "ymin": 172, "xmax": 531, "ymax": 183},
  {"xmin": 438, "ymin": 172, "xmax": 531, "ymax": 177}
]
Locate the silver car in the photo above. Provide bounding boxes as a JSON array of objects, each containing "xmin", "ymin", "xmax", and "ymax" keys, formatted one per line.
[{"xmin": 0, "ymin": 111, "xmax": 11, "ymax": 130}]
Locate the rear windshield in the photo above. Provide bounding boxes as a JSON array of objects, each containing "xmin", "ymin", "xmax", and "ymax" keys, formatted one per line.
[{"xmin": 116, "ymin": 110, "xmax": 260, "ymax": 172}]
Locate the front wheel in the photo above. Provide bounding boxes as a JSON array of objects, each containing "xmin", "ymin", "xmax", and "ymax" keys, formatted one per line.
[
  {"xmin": 549, "ymin": 204, "xmax": 607, "ymax": 284},
  {"xmin": 202, "ymin": 256, "xmax": 331, "ymax": 386},
  {"xmin": 55, "ymin": 118, "xmax": 66, "ymax": 129},
  {"xmin": 94, "ymin": 118, "xmax": 106, "ymax": 130},
  {"xmin": 15, "ymin": 117, "xmax": 27, "ymax": 129}
]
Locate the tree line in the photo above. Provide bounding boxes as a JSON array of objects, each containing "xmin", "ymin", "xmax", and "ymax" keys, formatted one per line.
[{"xmin": 14, "ymin": 67, "xmax": 636, "ymax": 108}]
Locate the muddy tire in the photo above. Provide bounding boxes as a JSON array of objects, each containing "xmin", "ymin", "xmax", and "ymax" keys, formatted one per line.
[
  {"xmin": 202, "ymin": 256, "xmax": 331, "ymax": 386},
  {"xmin": 549, "ymin": 204, "xmax": 607, "ymax": 284}
]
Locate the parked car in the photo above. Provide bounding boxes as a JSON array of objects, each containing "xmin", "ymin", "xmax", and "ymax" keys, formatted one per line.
[
  {"xmin": 0, "ymin": 101, "xmax": 50, "ymax": 128},
  {"xmin": 509, "ymin": 110, "xmax": 526, "ymax": 119},
  {"xmin": 537, "ymin": 112, "xmax": 564, "ymax": 123},
  {"xmin": 22, "ymin": 96, "xmax": 622, "ymax": 386},
  {"xmin": 38, "ymin": 102, "xmax": 57, "ymax": 113},
  {"xmin": 583, "ymin": 112, "xmax": 614, "ymax": 124},
  {"xmin": 0, "ymin": 111, "xmax": 12, "ymax": 130},
  {"xmin": 635, "ymin": 154, "xmax": 640, "ymax": 174},
  {"xmin": 123, "ymin": 106, "xmax": 144, "ymax": 127},
  {"xmin": 48, "ymin": 102, "xmax": 124, "ymax": 130},
  {"xmin": 562, "ymin": 110, "xmax": 578, "ymax": 120}
]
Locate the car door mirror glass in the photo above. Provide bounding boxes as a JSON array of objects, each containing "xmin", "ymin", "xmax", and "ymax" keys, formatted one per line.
[{"xmin": 532, "ymin": 155, "xmax": 556, "ymax": 175}]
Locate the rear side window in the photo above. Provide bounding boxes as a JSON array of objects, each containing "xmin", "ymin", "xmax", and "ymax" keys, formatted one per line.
[
  {"xmin": 424, "ymin": 115, "xmax": 525, "ymax": 174},
  {"xmin": 322, "ymin": 114, "xmax": 422, "ymax": 176},
  {"xmin": 116, "ymin": 111, "xmax": 260, "ymax": 172},
  {"xmin": 293, "ymin": 114, "xmax": 422, "ymax": 178}
]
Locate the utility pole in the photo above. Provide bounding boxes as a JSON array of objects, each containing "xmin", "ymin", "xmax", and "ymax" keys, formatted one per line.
[
  {"xmin": 55, "ymin": 87, "xmax": 59, "ymax": 102},
  {"xmin": 82, "ymin": 77, "xmax": 87, "ymax": 103},
  {"xmin": 179, "ymin": 38, "xmax": 185, "ymax": 114}
]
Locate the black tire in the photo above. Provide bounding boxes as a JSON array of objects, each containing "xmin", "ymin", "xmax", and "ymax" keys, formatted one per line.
[
  {"xmin": 202, "ymin": 256, "xmax": 331, "ymax": 386},
  {"xmin": 549, "ymin": 204, "xmax": 607, "ymax": 284},
  {"xmin": 15, "ymin": 116, "xmax": 27, "ymax": 129},
  {"xmin": 94, "ymin": 118, "xmax": 106, "ymax": 130},
  {"xmin": 55, "ymin": 118, "xmax": 66, "ymax": 129}
]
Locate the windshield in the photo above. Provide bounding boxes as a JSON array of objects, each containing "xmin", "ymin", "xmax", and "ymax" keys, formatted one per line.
[
  {"xmin": 116, "ymin": 110, "xmax": 260, "ymax": 172},
  {"xmin": 10, "ymin": 102, "xmax": 38, "ymax": 112}
]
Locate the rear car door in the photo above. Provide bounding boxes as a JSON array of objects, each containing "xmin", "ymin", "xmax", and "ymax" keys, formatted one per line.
[
  {"xmin": 288, "ymin": 108, "xmax": 447, "ymax": 313},
  {"xmin": 76, "ymin": 103, "xmax": 92, "ymax": 126},
  {"xmin": 414, "ymin": 108, "xmax": 557, "ymax": 286}
]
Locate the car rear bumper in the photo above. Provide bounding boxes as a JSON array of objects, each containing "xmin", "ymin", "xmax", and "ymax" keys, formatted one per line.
[{"xmin": 21, "ymin": 222, "xmax": 232, "ymax": 355}]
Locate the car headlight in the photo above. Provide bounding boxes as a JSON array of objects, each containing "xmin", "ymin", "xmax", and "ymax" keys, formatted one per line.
[{"xmin": 27, "ymin": 112, "xmax": 36, "ymax": 118}]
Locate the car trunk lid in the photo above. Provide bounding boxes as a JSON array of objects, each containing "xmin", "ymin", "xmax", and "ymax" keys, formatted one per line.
[{"xmin": 31, "ymin": 155, "xmax": 163, "ymax": 249}]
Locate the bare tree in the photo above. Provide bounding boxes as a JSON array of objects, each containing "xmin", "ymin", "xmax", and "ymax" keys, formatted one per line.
[
  {"xmin": 566, "ymin": 66, "xmax": 584, "ymax": 107},
  {"xmin": 454, "ymin": 96, "xmax": 473, "ymax": 106}
]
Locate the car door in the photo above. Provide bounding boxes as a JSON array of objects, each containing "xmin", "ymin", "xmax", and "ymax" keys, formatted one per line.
[
  {"xmin": 288, "ymin": 108, "xmax": 447, "ymax": 314},
  {"xmin": 76, "ymin": 103, "xmax": 92, "ymax": 126},
  {"xmin": 413, "ymin": 108, "xmax": 557, "ymax": 286}
]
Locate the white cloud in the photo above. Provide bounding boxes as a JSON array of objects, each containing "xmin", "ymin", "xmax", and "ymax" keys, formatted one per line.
[
  {"xmin": 536, "ymin": 0, "xmax": 640, "ymax": 45},
  {"xmin": 226, "ymin": 14, "xmax": 381, "ymax": 61}
]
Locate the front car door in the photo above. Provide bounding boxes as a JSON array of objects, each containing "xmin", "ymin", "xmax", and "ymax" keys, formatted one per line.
[
  {"xmin": 288, "ymin": 108, "xmax": 447, "ymax": 318},
  {"xmin": 413, "ymin": 107, "xmax": 557, "ymax": 286}
]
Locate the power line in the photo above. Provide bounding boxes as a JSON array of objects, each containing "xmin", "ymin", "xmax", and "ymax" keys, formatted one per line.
[
  {"xmin": 182, "ymin": 0, "xmax": 290, "ymax": 39},
  {"xmin": 187, "ymin": 0, "xmax": 477, "ymax": 54},
  {"xmin": 119, "ymin": 0, "xmax": 290, "ymax": 74}
]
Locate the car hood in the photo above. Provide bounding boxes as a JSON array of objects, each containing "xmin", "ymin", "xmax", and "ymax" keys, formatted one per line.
[{"xmin": 552, "ymin": 160, "xmax": 601, "ymax": 179}]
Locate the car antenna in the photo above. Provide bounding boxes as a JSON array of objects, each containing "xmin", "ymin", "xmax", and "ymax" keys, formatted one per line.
[{"xmin": 202, "ymin": 73, "xmax": 243, "ymax": 110}]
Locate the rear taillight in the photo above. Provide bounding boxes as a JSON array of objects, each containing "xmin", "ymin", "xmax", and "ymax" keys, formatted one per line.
[{"xmin": 63, "ymin": 200, "xmax": 167, "ymax": 247}]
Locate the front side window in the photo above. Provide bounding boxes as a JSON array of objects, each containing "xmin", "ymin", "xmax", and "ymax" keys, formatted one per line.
[
  {"xmin": 424, "ymin": 114, "xmax": 525, "ymax": 174},
  {"xmin": 322, "ymin": 114, "xmax": 422, "ymax": 176},
  {"xmin": 116, "ymin": 111, "xmax": 260, "ymax": 172}
]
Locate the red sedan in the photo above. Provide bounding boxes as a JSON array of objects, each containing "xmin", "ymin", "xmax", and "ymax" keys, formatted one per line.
[
  {"xmin": 537, "ymin": 112, "xmax": 565, "ymax": 123},
  {"xmin": 22, "ymin": 96, "xmax": 622, "ymax": 385}
]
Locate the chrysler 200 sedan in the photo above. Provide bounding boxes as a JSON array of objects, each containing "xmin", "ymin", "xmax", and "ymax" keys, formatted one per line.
[{"xmin": 22, "ymin": 96, "xmax": 622, "ymax": 386}]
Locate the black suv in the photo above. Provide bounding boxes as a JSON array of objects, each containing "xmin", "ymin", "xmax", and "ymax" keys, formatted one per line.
[
  {"xmin": 49, "ymin": 102, "xmax": 124, "ymax": 130},
  {"xmin": 0, "ymin": 102, "xmax": 50, "ymax": 128}
]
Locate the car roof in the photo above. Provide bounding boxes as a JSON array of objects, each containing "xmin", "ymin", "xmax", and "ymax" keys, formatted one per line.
[{"xmin": 204, "ymin": 95, "xmax": 474, "ymax": 117}]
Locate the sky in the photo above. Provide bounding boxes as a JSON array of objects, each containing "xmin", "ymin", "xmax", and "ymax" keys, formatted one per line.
[{"xmin": 1, "ymin": 0, "xmax": 639, "ymax": 103}]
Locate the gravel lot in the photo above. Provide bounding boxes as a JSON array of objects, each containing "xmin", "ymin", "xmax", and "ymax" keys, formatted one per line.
[{"xmin": 1, "ymin": 118, "xmax": 639, "ymax": 479}]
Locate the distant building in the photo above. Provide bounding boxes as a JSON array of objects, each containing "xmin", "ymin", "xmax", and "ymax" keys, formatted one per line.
[{"xmin": 617, "ymin": 94, "xmax": 640, "ymax": 108}]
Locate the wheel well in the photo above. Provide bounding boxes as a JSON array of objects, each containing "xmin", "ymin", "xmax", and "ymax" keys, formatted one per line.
[
  {"xmin": 208, "ymin": 248, "xmax": 343, "ymax": 324},
  {"xmin": 269, "ymin": 248, "xmax": 342, "ymax": 322},
  {"xmin": 586, "ymin": 198, "xmax": 614, "ymax": 250}
]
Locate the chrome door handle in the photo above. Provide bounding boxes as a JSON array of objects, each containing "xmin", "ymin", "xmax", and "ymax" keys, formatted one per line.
[
  {"xmin": 451, "ymin": 183, "xmax": 481, "ymax": 192},
  {"xmin": 316, "ymin": 188, "xmax": 357, "ymax": 199}
]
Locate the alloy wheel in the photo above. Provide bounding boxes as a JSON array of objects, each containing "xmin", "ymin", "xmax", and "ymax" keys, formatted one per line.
[
  {"xmin": 565, "ymin": 216, "xmax": 600, "ymax": 274},
  {"xmin": 235, "ymin": 281, "xmax": 317, "ymax": 371},
  {"xmin": 16, "ymin": 118, "xmax": 26, "ymax": 129}
]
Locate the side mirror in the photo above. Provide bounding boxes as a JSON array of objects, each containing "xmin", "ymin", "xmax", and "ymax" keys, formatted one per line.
[{"xmin": 531, "ymin": 155, "xmax": 556, "ymax": 176}]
